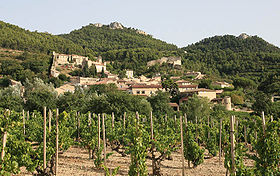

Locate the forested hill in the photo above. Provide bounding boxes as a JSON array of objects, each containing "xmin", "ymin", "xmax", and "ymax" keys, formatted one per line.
[
  {"xmin": 182, "ymin": 34, "xmax": 280, "ymax": 82},
  {"xmin": 184, "ymin": 35, "xmax": 280, "ymax": 53},
  {"xmin": 0, "ymin": 20, "xmax": 179, "ymax": 62},
  {"xmin": 0, "ymin": 20, "xmax": 87, "ymax": 55},
  {"xmin": 59, "ymin": 23, "xmax": 178, "ymax": 52},
  {"xmin": 0, "ymin": 20, "xmax": 180, "ymax": 78}
]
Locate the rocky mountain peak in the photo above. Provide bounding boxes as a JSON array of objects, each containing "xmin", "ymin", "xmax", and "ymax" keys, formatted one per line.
[
  {"xmin": 238, "ymin": 33, "xmax": 250, "ymax": 39},
  {"xmin": 109, "ymin": 22, "xmax": 124, "ymax": 29}
]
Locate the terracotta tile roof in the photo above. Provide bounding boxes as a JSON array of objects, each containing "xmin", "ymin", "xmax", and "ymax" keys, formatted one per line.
[
  {"xmin": 181, "ymin": 88, "xmax": 216, "ymax": 93},
  {"xmin": 176, "ymin": 80, "xmax": 191, "ymax": 83},
  {"xmin": 131, "ymin": 84, "xmax": 162, "ymax": 88},
  {"xmin": 168, "ymin": 103, "xmax": 179, "ymax": 107},
  {"xmin": 178, "ymin": 85, "xmax": 198, "ymax": 88}
]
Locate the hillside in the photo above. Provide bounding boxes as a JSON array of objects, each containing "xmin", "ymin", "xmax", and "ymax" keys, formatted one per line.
[
  {"xmin": 59, "ymin": 22, "xmax": 178, "ymax": 52},
  {"xmin": 0, "ymin": 21, "xmax": 87, "ymax": 56},
  {"xmin": 182, "ymin": 34, "xmax": 280, "ymax": 82},
  {"xmin": 58, "ymin": 22, "xmax": 181, "ymax": 75},
  {"xmin": 0, "ymin": 21, "xmax": 180, "ymax": 77},
  {"xmin": 1, "ymin": 20, "xmax": 280, "ymax": 82},
  {"xmin": 0, "ymin": 48, "xmax": 50, "ymax": 83}
]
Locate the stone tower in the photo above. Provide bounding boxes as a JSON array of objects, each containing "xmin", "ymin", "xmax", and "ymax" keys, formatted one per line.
[{"xmin": 224, "ymin": 96, "xmax": 232, "ymax": 111}]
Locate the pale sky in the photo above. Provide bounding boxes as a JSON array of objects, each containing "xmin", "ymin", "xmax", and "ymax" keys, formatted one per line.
[{"xmin": 0, "ymin": 0, "xmax": 279, "ymax": 48}]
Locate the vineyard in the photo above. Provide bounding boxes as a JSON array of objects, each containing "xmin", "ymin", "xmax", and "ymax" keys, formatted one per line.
[{"xmin": 1, "ymin": 108, "xmax": 280, "ymax": 176}]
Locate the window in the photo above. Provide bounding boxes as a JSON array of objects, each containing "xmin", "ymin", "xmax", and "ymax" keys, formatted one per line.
[
  {"xmin": 137, "ymin": 91, "xmax": 140, "ymax": 94},
  {"xmin": 150, "ymin": 91, "xmax": 153, "ymax": 95},
  {"xmin": 142, "ymin": 91, "xmax": 145, "ymax": 94}
]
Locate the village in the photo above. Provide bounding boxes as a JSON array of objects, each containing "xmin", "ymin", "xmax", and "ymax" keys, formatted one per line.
[{"xmin": 50, "ymin": 51, "xmax": 234, "ymax": 111}]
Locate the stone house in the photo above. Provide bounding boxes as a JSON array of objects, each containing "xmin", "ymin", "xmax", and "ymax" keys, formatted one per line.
[
  {"xmin": 147, "ymin": 56, "xmax": 182, "ymax": 68},
  {"xmin": 212, "ymin": 81, "xmax": 233, "ymax": 88},
  {"xmin": 79, "ymin": 77, "xmax": 99, "ymax": 85},
  {"xmin": 129, "ymin": 84, "xmax": 162, "ymax": 96},
  {"xmin": 126, "ymin": 70, "xmax": 134, "ymax": 78},
  {"xmin": 179, "ymin": 88, "xmax": 217, "ymax": 104},
  {"xmin": 53, "ymin": 51, "xmax": 88, "ymax": 66},
  {"xmin": 178, "ymin": 85, "xmax": 198, "ymax": 92},
  {"xmin": 87, "ymin": 57, "xmax": 107, "ymax": 73},
  {"xmin": 176, "ymin": 80, "xmax": 192, "ymax": 85}
]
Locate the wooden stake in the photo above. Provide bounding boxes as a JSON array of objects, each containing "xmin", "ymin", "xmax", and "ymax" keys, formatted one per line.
[
  {"xmin": 88, "ymin": 112, "xmax": 92, "ymax": 159},
  {"xmin": 230, "ymin": 115, "xmax": 235, "ymax": 175},
  {"xmin": 150, "ymin": 111, "xmax": 155, "ymax": 175},
  {"xmin": 195, "ymin": 116, "xmax": 198, "ymax": 143},
  {"xmin": 184, "ymin": 114, "xmax": 187, "ymax": 129},
  {"xmin": 43, "ymin": 107, "xmax": 47, "ymax": 170},
  {"xmin": 244, "ymin": 126, "xmax": 247, "ymax": 145},
  {"xmin": 165, "ymin": 114, "xmax": 167, "ymax": 122},
  {"xmin": 1, "ymin": 131, "xmax": 7, "ymax": 160},
  {"xmin": 55, "ymin": 108, "xmax": 59, "ymax": 175},
  {"xmin": 49, "ymin": 109, "xmax": 52, "ymax": 133},
  {"xmin": 1, "ymin": 110, "xmax": 10, "ymax": 160},
  {"xmin": 112, "ymin": 112, "xmax": 114, "ymax": 129},
  {"xmin": 123, "ymin": 112, "xmax": 126, "ymax": 129},
  {"xmin": 77, "ymin": 112, "xmax": 80, "ymax": 141},
  {"xmin": 262, "ymin": 111, "xmax": 266, "ymax": 136},
  {"xmin": 253, "ymin": 119, "xmax": 257, "ymax": 140},
  {"xmin": 271, "ymin": 115, "xmax": 273, "ymax": 122},
  {"xmin": 98, "ymin": 114, "xmax": 101, "ymax": 149},
  {"xmin": 23, "ymin": 109, "xmax": 25, "ymax": 135},
  {"xmin": 174, "ymin": 115, "xmax": 177, "ymax": 123},
  {"xmin": 102, "ymin": 113, "xmax": 106, "ymax": 167},
  {"xmin": 27, "ymin": 110, "xmax": 29, "ymax": 121},
  {"xmin": 91, "ymin": 113, "xmax": 95, "ymax": 159},
  {"xmin": 136, "ymin": 111, "xmax": 139, "ymax": 124},
  {"xmin": 207, "ymin": 116, "xmax": 210, "ymax": 139},
  {"xmin": 88, "ymin": 112, "xmax": 91, "ymax": 127},
  {"xmin": 180, "ymin": 116, "xmax": 185, "ymax": 176},
  {"xmin": 219, "ymin": 118, "xmax": 222, "ymax": 166},
  {"xmin": 150, "ymin": 111, "xmax": 154, "ymax": 140},
  {"xmin": 235, "ymin": 118, "xmax": 238, "ymax": 142}
]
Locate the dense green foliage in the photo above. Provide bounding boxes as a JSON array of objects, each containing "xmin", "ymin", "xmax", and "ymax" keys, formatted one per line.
[
  {"xmin": 182, "ymin": 35, "xmax": 280, "ymax": 82},
  {"xmin": 60, "ymin": 24, "xmax": 177, "ymax": 52},
  {"xmin": 0, "ymin": 21, "xmax": 181, "ymax": 77},
  {"xmin": 0, "ymin": 21, "xmax": 86, "ymax": 55}
]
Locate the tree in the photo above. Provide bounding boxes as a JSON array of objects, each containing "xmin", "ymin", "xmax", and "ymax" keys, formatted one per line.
[
  {"xmin": 252, "ymin": 91, "xmax": 272, "ymax": 115},
  {"xmin": 88, "ymin": 66, "xmax": 97, "ymax": 77},
  {"xmin": 0, "ymin": 85, "xmax": 23, "ymax": 111},
  {"xmin": 198, "ymin": 79, "xmax": 212, "ymax": 89},
  {"xmin": 161, "ymin": 79, "xmax": 178, "ymax": 97},
  {"xmin": 0, "ymin": 77, "xmax": 11, "ymax": 87},
  {"xmin": 231, "ymin": 94, "xmax": 244, "ymax": 105},
  {"xmin": 49, "ymin": 77, "xmax": 63, "ymax": 88},
  {"xmin": 180, "ymin": 94, "xmax": 211, "ymax": 122},
  {"xmin": 86, "ymin": 90, "xmax": 151, "ymax": 117},
  {"xmin": 233, "ymin": 77, "xmax": 256, "ymax": 90},
  {"xmin": 57, "ymin": 86, "xmax": 89, "ymax": 112},
  {"xmin": 258, "ymin": 73, "xmax": 280, "ymax": 95},
  {"xmin": 101, "ymin": 67, "xmax": 106, "ymax": 78},
  {"xmin": 147, "ymin": 91, "xmax": 173, "ymax": 117},
  {"xmin": 24, "ymin": 78, "xmax": 57, "ymax": 112},
  {"xmin": 58, "ymin": 74, "xmax": 69, "ymax": 82},
  {"xmin": 82, "ymin": 62, "xmax": 90, "ymax": 77}
]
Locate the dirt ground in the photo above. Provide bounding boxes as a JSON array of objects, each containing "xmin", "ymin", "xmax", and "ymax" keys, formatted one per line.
[{"xmin": 19, "ymin": 146, "xmax": 228, "ymax": 176}]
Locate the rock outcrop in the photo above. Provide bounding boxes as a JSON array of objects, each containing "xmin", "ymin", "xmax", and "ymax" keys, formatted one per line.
[
  {"xmin": 109, "ymin": 22, "xmax": 124, "ymax": 29},
  {"xmin": 136, "ymin": 29, "xmax": 148, "ymax": 36},
  {"xmin": 238, "ymin": 33, "xmax": 250, "ymax": 39},
  {"xmin": 92, "ymin": 23, "xmax": 103, "ymax": 27}
]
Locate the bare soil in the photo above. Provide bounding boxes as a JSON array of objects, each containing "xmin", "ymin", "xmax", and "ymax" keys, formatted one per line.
[{"xmin": 19, "ymin": 146, "xmax": 227, "ymax": 176}]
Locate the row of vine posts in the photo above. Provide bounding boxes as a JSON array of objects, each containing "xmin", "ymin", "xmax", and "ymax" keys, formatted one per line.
[{"xmin": 0, "ymin": 107, "xmax": 271, "ymax": 175}]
